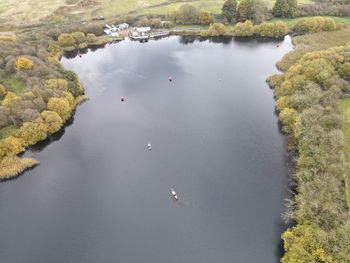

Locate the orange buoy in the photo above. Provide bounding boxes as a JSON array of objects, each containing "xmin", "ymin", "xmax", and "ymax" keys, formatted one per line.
[{"xmin": 121, "ymin": 96, "xmax": 125, "ymax": 102}]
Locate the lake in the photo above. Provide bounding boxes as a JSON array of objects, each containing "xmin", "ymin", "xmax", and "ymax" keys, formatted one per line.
[{"xmin": 0, "ymin": 36, "xmax": 293, "ymax": 263}]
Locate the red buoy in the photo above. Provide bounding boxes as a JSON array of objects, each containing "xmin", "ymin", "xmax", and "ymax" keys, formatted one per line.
[{"xmin": 121, "ymin": 96, "xmax": 125, "ymax": 102}]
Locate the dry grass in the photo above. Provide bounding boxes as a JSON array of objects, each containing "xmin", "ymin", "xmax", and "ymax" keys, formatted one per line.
[
  {"xmin": 0, "ymin": 156, "xmax": 39, "ymax": 180},
  {"xmin": 276, "ymin": 27, "xmax": 350, "ymax": 71}
]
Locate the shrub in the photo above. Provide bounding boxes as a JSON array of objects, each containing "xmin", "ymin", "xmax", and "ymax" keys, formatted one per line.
[
  {"xmin": 41, "ymin": 110, "xmax": 63, "ymax": 134},
  {"xmin": 206, "ymin": 23, "xmax": 226, "ymax": 36},
  {"xmin": 2, "ymin": 92, "xmax": 19, "ymax": 107},
  {"xmin": 279, "ymin": 107, "xmax": 297, "ymax": 133},
  {"xmin": 138, "ymin": 17, "xmax": 151, "ymax": 27},
  {"xmin": 71, "ymin": 32, "xmax": 87, "ymax": 49},
  {"xmin": 0, "ymin": 136, "xmax": 25, "ymax": 156},
  {"xmin": 17, "ymin": 119, "xmax": 48, "ymax": 146},
  {"xmin": 151, "ymin": 18, "xmax": 163, "ymax": 28},
  {"xmin": 179, "ymin": 4, "xmax": 199, "ymax": 24},
  {"xmin": 86, "ymin": 33, "xmax": 98, "ymax": 44},
  {"xmin": 15, "ymin": 57, "xmax": 34, "ymax": 70},
  {"xmin": 254, "ymin": 21, "xmax": 288, "ymax": 38},
  {"xmin": 198, "ymin": 11, "xmax": 213, "ymax": 25},
  {"xmin": 46, "ymin": 79, "xmax": 68, "ymax": 91},
  {"xmin": 47, "ymin": 97, "xmax": 72, "ymax": 121},
  {"xmin": 232, "ymin": 20, "xmax": 254, "ymax": 37},
  {"xmin": 58, "ymin": 33, "xmax": 76, "ymax": 47},
  {"xmin": 294, "ymin": 17, "xmax": 337, "ymax": 34}
]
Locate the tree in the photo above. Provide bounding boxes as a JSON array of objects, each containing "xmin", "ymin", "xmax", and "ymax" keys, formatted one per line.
[
  {"xmin": 1, "ymin": 136, "xmax": 25, "ymax": 156},
  {"xmin": 138, "ymin": 17, "xmax": 151, "ymax": 27},
  {"xmin": 198, "ymin": 11, "xmax": 213, "ymax": 25},
  {"xmin": 237, "ymin": 0, "xmax": 253, "ymax": 22},
  {"xmin": 58, "ymin": 33, "xmax": 76, "ymax": 47},
  {"xmin": 151, "ymin": 18, "xmax": 163, "ymax": 28},
  {"xmin": 71, "ymin": 32, "xmax": 86, "ymax": 44},
  {"xmin": 222, "ymin": 0, "xmax": 237, "ymax": 23},
  {"xmin": 86, "ymin": 33, "xmax": 98, "ymax": 44},
  {"xmin": 232, "ymin": 20, "xmax": 255, "ymax": 36},
  {"xmin": 273, "ymin": 0, "xmax": 289, "ymax": 17},
  {"xmin": 178, "ymin": 4, "xmax": 199, "ymax": 24},
  {"xmin": 251, "ymin": 0, "xmax": 270, "ymax": 24},
  {"xmin": 41, "ymin": 110, "xmax": 63, "ymax": 134},
  {"xmin": 17, "ymin": 119, "xmax": 48, "ymax": 146},
  {"xmin": 207, "ymin": 23, "xmax": 227, "ymax": 36},
  {"xmin": 273, "ymin": 0, "xmax": 298, "ymax": 17},
  {"xmin": 168, "ymin": 10, "xmax": 181, "ymax": 24},
  {"xmin": 2, "ymin": 92, "xmax": 19, "ymax": 107},
  {"xmin": 287, "ymin": 0, "xmax": 298, "ymax": 17},
  {"xmin": 47, "ymin": 97, "xmax": 71, "ymax": 121}
]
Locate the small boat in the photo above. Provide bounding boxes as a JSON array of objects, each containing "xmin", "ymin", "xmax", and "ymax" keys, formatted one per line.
[
  {"xmin": 170, "ymin": 188, "xmax": 178, "ymax": 201},
  {"xmin": 147, "ymin": 143, "xmax": 152, "ymax": 150}
]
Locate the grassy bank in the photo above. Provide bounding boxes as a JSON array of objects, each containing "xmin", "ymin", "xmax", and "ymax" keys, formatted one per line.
[
  {"xmin": 268, "ymin": 27, "xmax": 350, "ymax": 262},
  {"xmin": 339, "ymin": 99, "xmax": 350, "ymax": 206},
  {"xmin": 276, "ymin": 27, "xmax": 350, "ymax": 71},
  {"xmin": 269, "ymin": 15, "xmax": 350, "ymax": 27}
]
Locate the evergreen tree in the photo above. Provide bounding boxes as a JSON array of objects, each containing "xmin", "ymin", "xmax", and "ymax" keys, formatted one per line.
[
  {"xmin": 221, "ymin": 0, "xmax": 237, "ymax": 23},
  {"xmin": 287, "ymin": 0, "xmax": 298, "ymax": 17},
  {"xmin": 236, "ymin": 0, "xmax": 253, "ymax": 22},
  {"xmin": 272, "ymin": 0, "xmax": 290, "ymax": 17},
  {"xmin": 251, "ymin": 0, "xmax": 270, "ymax": 24},
  {"xmin": 273, "ymin": 0, "xmax": 298, "ymax": 17}
]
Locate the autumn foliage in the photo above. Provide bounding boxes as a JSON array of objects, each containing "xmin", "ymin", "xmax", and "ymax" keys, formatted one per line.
[{"xmin": 15, "ymin": 57, "xmax": 34, "ymax": 69}]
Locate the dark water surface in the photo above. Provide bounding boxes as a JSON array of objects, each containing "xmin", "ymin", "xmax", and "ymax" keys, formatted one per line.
[{"xmin": 0, "ymin": 36, "xmax": 293, "ymax": 263}]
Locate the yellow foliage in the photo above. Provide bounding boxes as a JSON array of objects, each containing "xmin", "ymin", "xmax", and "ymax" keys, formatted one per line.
[
  {"xmin": 17, "ymin": 119, "xmax": 48, "ymax": 146},
  {"xmin": 15, "ymin": 57, "xmax": 34, "ymax": 70},
  {"xmin": 282, "ymin": 225, "xmax": 334, "ymax": 263},
  {"xmin": 41, "ymin": 110, "xmax": 63, "ymax": 134},
  {"xmin": 47, "ymin": 97, "xmax": 72, "ymax": 121},
  {"xmin": 0, "ymin": 136, "xmax": 25, "ymax": 156},
  {"xmin": 312, "ymin": 248, "xmax": 333, "ymax": 263},
  {"xmin": 2, "ymin": 92, "xmax": 19, "ymax": 107},
  {"xmin": 0, "ymin": 35, "xmax": 16, "ymax": 41},
  {"xmin": 46, "ymin": 79, "xmax": 68, "ymax": 91},
  {"xmin": 0, "ymin": 157, "xmax": 38, "ymax": 180},
  {"xmin": 63, "ymin": 91, "xmax": 74, "ymax": 106},
  {"xmin": 279, "ymin": 107, "xmax": 297, "ymax": 134},
  {"xmin": 276, "ymin": 96, "xmax": 291, "ymax": 111}
]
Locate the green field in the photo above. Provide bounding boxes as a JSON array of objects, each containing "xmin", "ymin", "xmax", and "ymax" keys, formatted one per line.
[
  {"xmin": 270, "ymin": 15, "xmax": 350, "ymax": 26},
  {"xmin": 339, "ymin": 99, "xmax": 350, "ymax": 207},
  {"xmin": 0, "ymin": 0, "xmax": 315, "ymax": 25}
]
